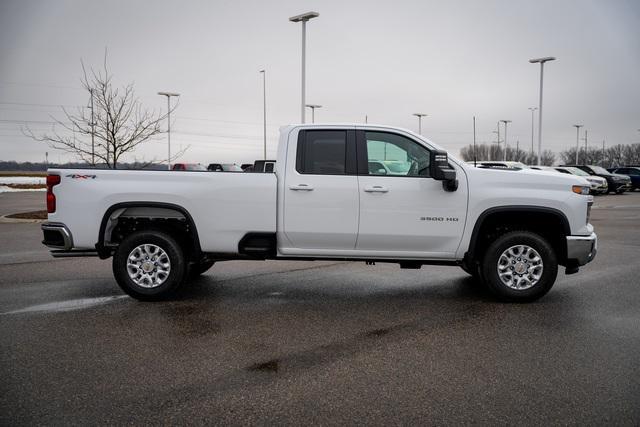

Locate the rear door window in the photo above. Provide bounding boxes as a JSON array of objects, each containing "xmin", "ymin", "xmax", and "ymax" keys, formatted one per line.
[{"xmin": 297, "ymin": 130, "xmax": 347, "ymax": 175}]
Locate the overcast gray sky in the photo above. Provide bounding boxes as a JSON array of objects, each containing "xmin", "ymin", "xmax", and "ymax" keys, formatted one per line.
[{"xmin": 1, "ymin": 0, "xmax": 639, "ymax": 164}]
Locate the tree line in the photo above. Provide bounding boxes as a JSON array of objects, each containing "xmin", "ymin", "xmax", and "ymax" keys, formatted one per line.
[
  {"xmin": 459, "ymin": 144, "xmax": 556, "ymax": 166},
  {"xmin": 0, "ymin": 161, "xmax": 166, "ymax": 172},
  {"xmin": 557, "ymin": 144, "xmax": 640, "ymax": 167},
  {"xmin": 459, "ymin": 142, "xmax": 640, "ymax": 167}
]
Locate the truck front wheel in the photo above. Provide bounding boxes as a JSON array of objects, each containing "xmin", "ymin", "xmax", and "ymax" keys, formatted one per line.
[
  {"xmin": 113, "ymin": 230, "xmax": 187, "ymax": 301},
  {"xmin": 482, "ymin": 231, "xmax": 558, "ymax": 302}
]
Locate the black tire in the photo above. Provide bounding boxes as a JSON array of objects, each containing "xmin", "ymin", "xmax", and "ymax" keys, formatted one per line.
[
  {"xmin": 482, "ymin": 231, "xmax": 558, "ymax": 302},
  {"xmin": 112, "ymin": 230, "xmax": 187, "ymax": 301},
  {"xmin": 188, "ymin": 259, "xmax": 215, "ymax": 278}
]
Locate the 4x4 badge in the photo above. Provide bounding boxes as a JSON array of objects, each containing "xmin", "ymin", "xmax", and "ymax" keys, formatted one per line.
[{"xmin": 65, "ymin": 174, "xmax": 96, "ymax": 179}]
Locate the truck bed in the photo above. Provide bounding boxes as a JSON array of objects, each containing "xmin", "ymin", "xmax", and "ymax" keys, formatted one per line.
[{"xmin": 48, "ymin": 169, "xmax": 277, "ymax": 252}]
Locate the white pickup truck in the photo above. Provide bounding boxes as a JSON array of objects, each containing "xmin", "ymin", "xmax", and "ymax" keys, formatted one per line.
[{"xmin": 42, "ymin": 124, "xmax": 597, "ymax": 302}]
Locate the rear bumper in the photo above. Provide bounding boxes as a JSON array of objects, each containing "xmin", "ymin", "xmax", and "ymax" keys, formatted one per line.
[
  {"xmin": 41, "ymin": 222, "xmax": 73, "ymax": 250},
  {"xmin": 566, "ymin": 232, "xmax": 597, "ymax": 266},
  {"xmin": 42, "ymin": 222, "xmax": 98, "ymax": 257}
]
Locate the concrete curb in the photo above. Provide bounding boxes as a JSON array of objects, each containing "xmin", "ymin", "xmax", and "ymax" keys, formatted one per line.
[{"xmin": 0, "ymin": 215, "xmax": 45, "ymax": 224}]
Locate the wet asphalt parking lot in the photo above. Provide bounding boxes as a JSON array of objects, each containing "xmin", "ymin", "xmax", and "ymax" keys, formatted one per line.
[{"xmin": 1, "ymin": 191, "xmax": 639, "ymax": 425}]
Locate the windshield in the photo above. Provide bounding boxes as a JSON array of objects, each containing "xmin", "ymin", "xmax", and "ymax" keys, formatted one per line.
[
  {"xmin": 563, "ymin": 167, "xmax": 589, "ymax": 176},
  {"xmin": 589, "ymin": 165, "xmax": 610, "ymax": 175},
  {"xmin": 186, "ymin": 164, "xmax": 207, "ymax": 171}
]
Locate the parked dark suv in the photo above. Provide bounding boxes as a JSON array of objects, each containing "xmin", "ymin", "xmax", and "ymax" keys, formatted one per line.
[
  {"xmin": 607, "ymin": 167, "xmax": 640, "ymax": 191},
  {"xmin": 562, "ymin": 165, "xmax": 632, "ymax": 194}
]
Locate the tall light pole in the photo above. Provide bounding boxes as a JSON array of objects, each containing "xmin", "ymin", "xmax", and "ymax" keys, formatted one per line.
[
  {"xmin": 528, "ymin": 107, "xmax": 537, "ymax": 159},
  {"xmin": 158, "ymin": 91, "xmax": 180, "ymax": 170},
  {"xmin": 305, "ymin": 104, "xmax": 322, "ymax": 123},
  {"xmin": 583, "ymin": 130, "xmax": 588, "ymax": 163},
  {"xmin": 88, "ymin": 89, "xmax": 96, "ymax": 166},
  {"xmin": 413, "ymin": 113, "xmax": 427, "ymax": 135},
  {"xmin": 573, "ymin": 124, "xmax": 583, "ymax": 164},
  {"xmin": 529, "ymin": 56, "xmax": 556, "ymax": 165},
  {"xmin": 496, "ymin": 121, "xmax": 501, "ymax": 158},
  {"xmin": 259, "ymin": 70, "xmax": 267, "ymax": 160},
  {"xmin": 289, "ymin": 11, "xmax": 319, "ymax": 123},
  {"xmin": 500, "ymin": 120, "xmax": 511, "ymax": 161},
  {"xmin": 473, "ymin": 116, "xmax": 477, "ymax": 167}
]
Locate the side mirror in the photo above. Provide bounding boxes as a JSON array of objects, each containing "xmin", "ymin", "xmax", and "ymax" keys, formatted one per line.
[{"xmin": 429, "ymin": 150, "xmax": 458, "ymax": 192}]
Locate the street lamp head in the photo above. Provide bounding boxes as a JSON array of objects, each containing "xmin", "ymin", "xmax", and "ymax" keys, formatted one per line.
[
  {"xmin": 528, "ymin": 107, "xmax": 538, "ymax": 111},
  {"xmin": 573, "ymin": 124, "xmax": 583, "ymax": 128},
  {"xmin": 259, "ymin": 69, "xmax": 265, "ymax": 73},
  {"xmin": 289, "ymin": 11, "xmax": 319, "ymax": 22},
  {"xmin": 305, "ymin": 104, "xmax": 322, "ymax": 109},
  {"xmin": 500, "ymin": 119, "xmax": 512, "ymax": 124},
  {"xmin": 529, "ymin": 56, "xmax": 556, "ymax": 64},
  {"xmin": 413, "ymin": 113, "xmax": 428, "ymax": 118},
  {"xmin": 158, "ymin": 92, "xmax": 180, "ymax": 97}
]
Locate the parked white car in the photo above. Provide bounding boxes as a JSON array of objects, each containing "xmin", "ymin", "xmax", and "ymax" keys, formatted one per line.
[
  {"xmin": 42, "ymin": 124, "xmax": 597, "ymax": 302},
  {"xmin": 530, "ymin": 166, "xmax": 608, "ymax": 194}
]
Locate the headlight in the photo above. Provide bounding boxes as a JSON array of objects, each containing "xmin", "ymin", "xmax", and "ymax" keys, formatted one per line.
[{"xmin": 572, "ymin": 185, "xmax": 590, "ymax": 195}]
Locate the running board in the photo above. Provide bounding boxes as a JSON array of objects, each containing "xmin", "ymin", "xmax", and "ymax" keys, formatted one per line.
[{"xmin": 51, "ymin": 250, "xmax": 99, "ymax": 258}]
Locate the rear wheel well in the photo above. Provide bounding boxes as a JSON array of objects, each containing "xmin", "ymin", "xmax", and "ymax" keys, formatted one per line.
[
  {"xmin": 467, "ymin": 208, "xmax": 569, "ymax": 267},
  {"xmin": 97, "ymin": 204, "xmax": 201, "ymax": 260}
]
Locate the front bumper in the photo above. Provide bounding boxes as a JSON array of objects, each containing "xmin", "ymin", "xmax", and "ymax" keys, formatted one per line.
[
  {"xmin": 566, "ymin": 232, "xmax": 597, "ymax": 266},
  {"xmin": 589, "ymin": 182, "xmax": 608, "ymax": 194},
  {"xmin": 613, "ymin": 181, "xmax": 632, "ymax": 192}
]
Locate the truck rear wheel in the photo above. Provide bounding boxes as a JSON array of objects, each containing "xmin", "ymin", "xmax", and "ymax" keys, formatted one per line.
[
  {"xmin": 112, "ymin": 230, "xmax": 187, "ymax": 301},
  {"xmin": 482, "ymin": 231, "xmax": 558, "ymax": 302}
]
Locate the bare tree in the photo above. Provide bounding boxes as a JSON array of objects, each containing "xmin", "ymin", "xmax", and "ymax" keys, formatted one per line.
[{"xmin": 25, "ymin": 54, "xmax": 184, "ymax": 169}]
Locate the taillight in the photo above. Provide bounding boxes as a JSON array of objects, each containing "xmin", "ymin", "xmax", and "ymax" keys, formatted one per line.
[{"xmin": 46, "ymin": 174, "xmax": 61, "ymax": 213}]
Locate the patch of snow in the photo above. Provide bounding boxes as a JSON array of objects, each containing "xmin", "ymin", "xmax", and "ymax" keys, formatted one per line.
[
  {"xmin": 0, "ymin": 176, "xmax": 46, "ymax": 185},
  {"xmin": 0, "ymin": 185, "xmax": 46, "ymax": 193}
]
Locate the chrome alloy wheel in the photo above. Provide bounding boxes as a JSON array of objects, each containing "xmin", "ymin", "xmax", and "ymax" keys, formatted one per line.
[
  {"xmin": 497, "ymin": 245, "xmax": 543, "ymax": 290},
  {"xmin": 126, "ymin": 244, "xmax": 171, "ymax": 288}
]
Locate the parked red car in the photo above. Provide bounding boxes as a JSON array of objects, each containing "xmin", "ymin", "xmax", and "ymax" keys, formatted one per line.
[{"xmin": 171, "ymin": 163, "xmax": 207, "ymax": 171}]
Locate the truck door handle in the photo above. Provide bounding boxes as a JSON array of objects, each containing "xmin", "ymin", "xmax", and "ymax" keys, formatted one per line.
[
  {"xmin": 364, "ymin": 185, "xmax": 389, "ymax": 193},
  {"xmin": 289, "ymin": 184, "xmax": 314, "ymax": 191}
]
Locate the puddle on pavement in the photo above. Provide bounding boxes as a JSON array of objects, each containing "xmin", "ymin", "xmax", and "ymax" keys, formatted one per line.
[
  {"xmin": 247, "ymin": 359, "xmax": 280, "ymax": 373},
  {"xmin": 1, "ymin": 295, "xmax": 128, "ymax": 315},
  {"xmin": 366, "ymin": 328, "xmax": 391, "ymax": 337}
]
